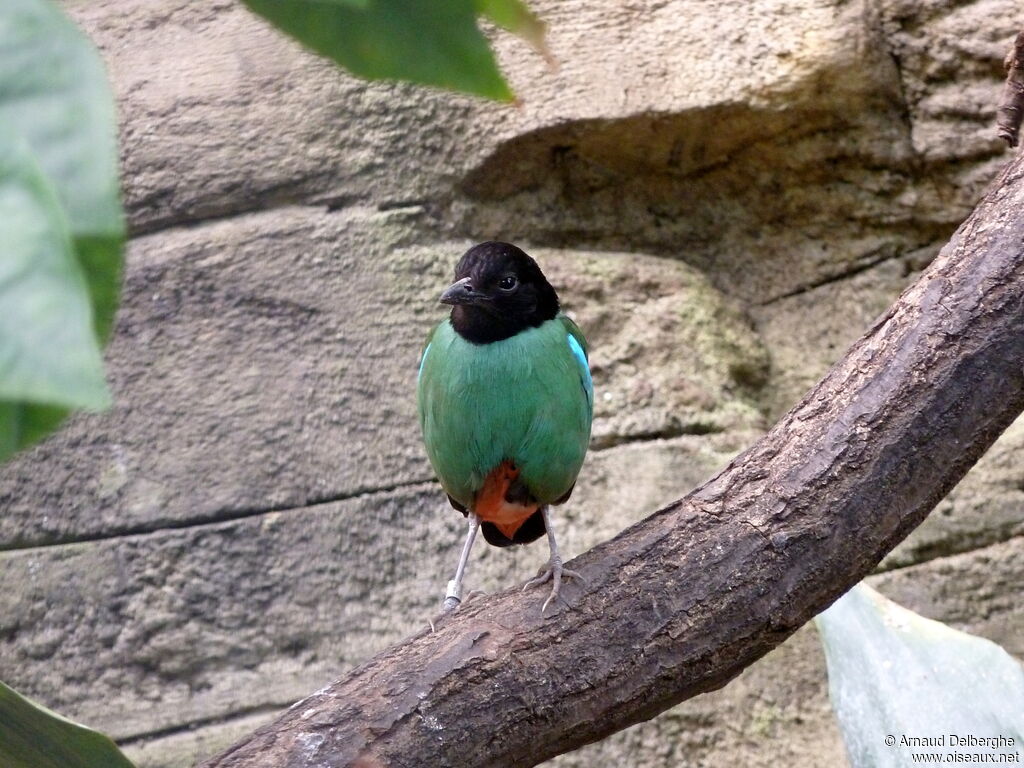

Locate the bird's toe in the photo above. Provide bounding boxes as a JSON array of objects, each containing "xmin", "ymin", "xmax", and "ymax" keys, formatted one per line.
[
  {"xmin": 523, "ymin": 567, "xmax": 553, "ymax": 591},
  {"xmin": 525, "ymin": 558, "xmax": 585, "ymax": 614}
]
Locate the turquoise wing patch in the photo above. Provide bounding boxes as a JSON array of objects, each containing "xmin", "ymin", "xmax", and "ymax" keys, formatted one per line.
[{"xmin": 566, "ymin": 333, "xmax": 592, "ymax": 409}]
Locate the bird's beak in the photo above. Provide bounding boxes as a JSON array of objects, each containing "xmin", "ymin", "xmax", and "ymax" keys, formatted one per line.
[{"xmin": 439, "ymin": 277, "xmax": 489, "ymax": 307}]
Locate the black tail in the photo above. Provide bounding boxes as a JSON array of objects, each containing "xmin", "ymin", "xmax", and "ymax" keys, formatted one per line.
[{"xmin": 481, "ymin": 507, "xmax": 547, "ymax": 547}]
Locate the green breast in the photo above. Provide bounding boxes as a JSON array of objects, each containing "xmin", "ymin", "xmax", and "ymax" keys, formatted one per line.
[{"xmin": 417, "ymin": 315, "xmax": 592, "ymax": 508}]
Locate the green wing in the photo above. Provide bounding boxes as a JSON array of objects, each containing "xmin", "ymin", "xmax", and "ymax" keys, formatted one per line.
[
  {"xmin": 559, "ymin": 314, "xmax": 592, "ymax": 413},
  {"xmin": 417, "ymin": 315, "xmax": 592, "ymax": 508}
]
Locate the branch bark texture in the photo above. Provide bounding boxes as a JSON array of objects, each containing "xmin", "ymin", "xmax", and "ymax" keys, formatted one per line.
[
  {"xmin": 203, "ymin": 153, "xmax": 1024, "ymax": 768},
  {"xmin": 997, "ymin": 29, "xmax": 1024, "ymax": 147}
]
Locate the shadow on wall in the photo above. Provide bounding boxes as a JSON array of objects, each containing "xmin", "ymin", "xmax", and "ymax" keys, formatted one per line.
[{"xmin": 454, "ymin": 100, "xmax": 997, "ymax": 303}]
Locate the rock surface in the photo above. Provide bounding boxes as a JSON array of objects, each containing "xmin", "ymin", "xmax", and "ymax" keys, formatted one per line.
[{"xmin": 0, "ymin": 0, "xmax": 1020, "ymax": 766}]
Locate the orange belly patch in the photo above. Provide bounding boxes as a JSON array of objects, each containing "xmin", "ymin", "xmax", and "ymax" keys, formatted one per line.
[{"xmin": 474, "ymin": 461, "xmax": 539, "ymax": 540}]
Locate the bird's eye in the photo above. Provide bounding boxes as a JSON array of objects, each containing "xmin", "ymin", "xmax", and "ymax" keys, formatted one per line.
[{"xmin": 498, "ymin": 275, "xmax": 517, "ymax": 291}]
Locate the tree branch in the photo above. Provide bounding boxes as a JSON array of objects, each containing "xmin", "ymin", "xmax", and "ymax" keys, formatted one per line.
[
  {"xmin": 997, "ymin": 29, "xmax": 1024, "ymax": 147},
  {"xmin": 201, "ymin": 151, "xmax": 1024, "ymax": 768}
]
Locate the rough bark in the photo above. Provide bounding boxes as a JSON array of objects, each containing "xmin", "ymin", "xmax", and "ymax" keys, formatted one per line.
[
  {"xmin": 997, "ymin": 29, "xmax": 1024, "ymax": 147},
  {"xmin": 202, "ymin": 151, "xmax": 1024, "ymax": 768}
]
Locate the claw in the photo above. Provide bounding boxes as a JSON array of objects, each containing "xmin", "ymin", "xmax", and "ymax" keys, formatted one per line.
[
  {"xmin": 522, "ymin": 507, "xmax": 583, "ymax": 614},
  {"xmin": 524, "ymin": 557, "xmax": 585, "ymax": 614},
  {"xmin": 427, "ymin": 599, "xmax": 459, "ymax": 634},
  {"xmin": 429, "ymin": 586, "xmax": 485, "ymax": 633}
]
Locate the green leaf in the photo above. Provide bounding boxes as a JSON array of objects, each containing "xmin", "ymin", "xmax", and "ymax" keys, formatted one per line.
[
  {"xmin": 0, "ymin": 680, "xmax": 135, "ymax": 768},
  {"xmin": 1, "ymin": 0, "xmax": 125, "ymax": 343},
  {"xmin": 475, "ymin": 0, "xmax": 546, "ymax": 54},
  {"xmin": 0, "ymin": 403, "xmax": 69, "ymax": 462},
  {"xmin": 303, "ymin": 0, "xmax": 369, "ymax": 7},
  {"xmin": 0, "ymin": 0, "xmax": 125, "ymax": 460},
  {"xmin": 0, "ymin": 138, "xmax": 110, "ymax": 410},
  {"xmin": 816, "ymin": 583, "xmax": 1024, "ymax": 768},
  {"xmin": 243, "ymin": 0, "xmax": 514, "ymax": 101}
]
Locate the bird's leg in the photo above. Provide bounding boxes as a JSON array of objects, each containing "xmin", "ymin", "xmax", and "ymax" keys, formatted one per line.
[
  {"xmin": 523, "ymin": 507, "xmax": 585, "ymax": 614},
  {"xmin": 442, "ymin": 512, "xmax": 480, "ymax": 613}
]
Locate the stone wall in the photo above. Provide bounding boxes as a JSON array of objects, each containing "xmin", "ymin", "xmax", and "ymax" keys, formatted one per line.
[{"xmin": 0, "ymin": 1, "xmax": 1021, "ymax": 766}]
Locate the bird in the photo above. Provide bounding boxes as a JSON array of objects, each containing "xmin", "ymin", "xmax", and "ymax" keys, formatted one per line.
[{"xmin": 417, "ymin": 241, "xmax": 593, "ymax": 614}]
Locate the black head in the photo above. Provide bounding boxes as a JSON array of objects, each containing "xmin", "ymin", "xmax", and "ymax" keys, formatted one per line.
[{"xmin": 440, "ymin": 242, "xmax": 559, "ymax": 344}]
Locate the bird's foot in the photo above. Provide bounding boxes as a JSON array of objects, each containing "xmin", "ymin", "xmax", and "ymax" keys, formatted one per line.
[
  {"xmin": 428, "ymin": 587, "xmax": 486, "ymax": 632},
  {"xmin": 442, "ymin": 597, "xmax": 461, "ymax": 614},
  {"xmin": 441, "ymin": 577, "xmax": 480, "ymax": 613},
  {"xmin": 523, "ymin": 557, "xmax": 585, "ymax": 614},
  {"xmin": 441, "ymin": 587, "xmax": 486, "ymax": 613}
]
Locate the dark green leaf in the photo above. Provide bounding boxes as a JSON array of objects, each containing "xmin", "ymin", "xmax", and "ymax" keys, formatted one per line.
[
  {"xmin": 75, "ymin": 234, "xmax": 124, "ymax": 344},
  {"xmin": 304, "ymin": 0, "xmax": 369, "ymax": 7},
  {"xmin": 0, "ymin": 403, "xmax": 68, "ymax": 462},
  {"xmin": 0, "ymin": 679, "xmax": 135, "ymax": 768},
  {"xmin": 816, "ymin": 584, "xmax": 1024, "ymax": 768},
  {"xmin": 243, "ymin": 0, "xmax": 514, "ymax": 101}
]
